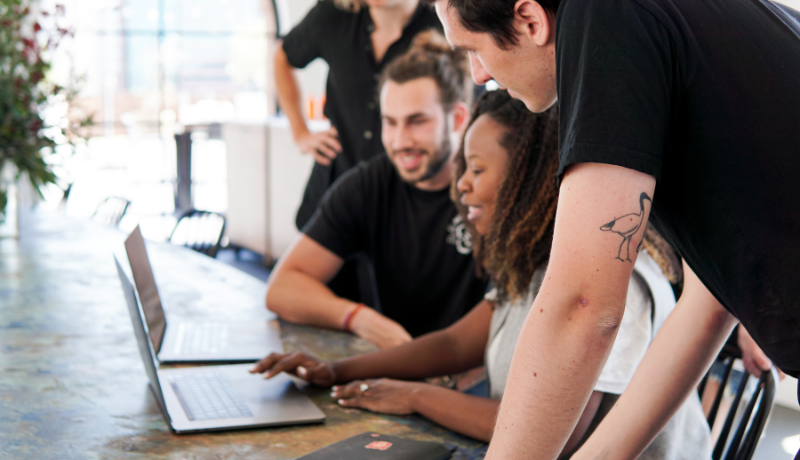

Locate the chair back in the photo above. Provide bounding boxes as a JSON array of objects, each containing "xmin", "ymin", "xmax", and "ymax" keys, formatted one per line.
[
  {"xmin": 91, "ymin": 196, "xmax": 130, "ymax": 226},
  {"xmin": 169, "ymin": 209, "xmax": 226, "ymax": 258},
  {"xmin": 698, "ymin": 344, "xmax": 779, "ymax": 460}
]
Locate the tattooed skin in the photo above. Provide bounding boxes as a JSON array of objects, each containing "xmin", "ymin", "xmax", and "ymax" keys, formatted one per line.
[{"xmin": 600, "ymin": 192, "xmax": 652, "ymax": 262}]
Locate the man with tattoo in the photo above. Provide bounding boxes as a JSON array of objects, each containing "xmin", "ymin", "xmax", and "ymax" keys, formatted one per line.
[{"xmin": 423, "ymin": 0, "xmax": 800, "ymax": 458}]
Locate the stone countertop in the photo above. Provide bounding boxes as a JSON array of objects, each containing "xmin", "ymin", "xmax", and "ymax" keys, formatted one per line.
[{"xmin": 0, "ymin": 210, "xmax": 486, "ymax": 460}]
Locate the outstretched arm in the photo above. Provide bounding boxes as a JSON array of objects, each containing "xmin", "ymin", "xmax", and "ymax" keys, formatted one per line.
[
  {"xmin": 485, "ymin": 163, "xmax": 656, "ymax": 459},
  {"xmin": 252, "ymin": 299, "xmax": 494, "ymax": 384},
  {"xmin": 266, "ymin": 235, "xmax": 412, "ymax": 348},
  {"xmin": 571, "ymin": 262, "xmax": 736, "ymax": 460}
]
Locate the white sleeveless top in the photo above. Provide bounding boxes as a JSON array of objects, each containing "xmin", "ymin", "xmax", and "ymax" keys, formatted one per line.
[{"xmin": 483, "ymin": 250, "xmax": 711, "ymax": 459}]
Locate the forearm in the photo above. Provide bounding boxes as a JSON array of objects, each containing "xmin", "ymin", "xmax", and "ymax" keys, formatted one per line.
[
  {"xmin": 333, "ymin": 325, "xmax": 484, "ymax": 383},
  {"xmin": 486, "ymin": 293, "xmax": 623, "ymax": 459},
  {"xmin": 483, "ymin": 164, "xmax": 657, "ymax": 459},
  {"xmin": 408, "ymin": 386, "xmax": 603, "ymax": 447},
  {"xmin": 266, "ymin": 269, "xmax": 354, "ymax": 330},
  {"xmin": 274, "ymin": 42, "xmax": 309, "ymax": 140},
  {"xmin": 572, "ymin": 279, "xmax": 737, "ymax": 459},
  {"xmin": 410, "ymin": 384, "xmax": 500, "ymax": 442}
]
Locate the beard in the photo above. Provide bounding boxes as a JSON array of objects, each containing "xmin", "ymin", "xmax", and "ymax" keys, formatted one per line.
[{"xmin": 391, "ymin": 119, "xmax": 452, "ymax": 184}]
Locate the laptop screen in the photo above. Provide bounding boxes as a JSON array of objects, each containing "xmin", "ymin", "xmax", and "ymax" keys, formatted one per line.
[
  {"xmin": 114, "ymin": 255, "xmax": 169, "ymax": 420},
  {"xmin": 124, "ymin": 226, "xmax": 167, "ymax": 354}
]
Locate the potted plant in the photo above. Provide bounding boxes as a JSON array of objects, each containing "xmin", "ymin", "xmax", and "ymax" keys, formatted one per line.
[{"xmin": 0, "ymin": 0, "xmax": 90, "ymax": 228}]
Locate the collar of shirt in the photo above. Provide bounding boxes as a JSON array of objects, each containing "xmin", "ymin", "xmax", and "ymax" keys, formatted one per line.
[{"xmin": 361, "ymin": 3, "xmax": 429, "ymax": 67}]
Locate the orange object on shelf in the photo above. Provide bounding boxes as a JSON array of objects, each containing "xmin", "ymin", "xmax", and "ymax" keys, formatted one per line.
[{"xmin": 306, "ymin": 95, "xmax": 315, "ymax": 120}]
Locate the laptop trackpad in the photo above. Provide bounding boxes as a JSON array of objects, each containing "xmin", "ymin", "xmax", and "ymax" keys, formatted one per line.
[{"xmin": 163, "ymin": 364, "xmax": 326, "ymax": 432}]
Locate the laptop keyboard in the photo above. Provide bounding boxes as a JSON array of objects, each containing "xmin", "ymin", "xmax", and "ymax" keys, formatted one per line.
[
  {"xmin": 169, "ymin": 372, "xmax": 254, "ymax": 421},
  {"xmin": 173, "ymin": 322, "xmax": 229, "ymax": 355}
]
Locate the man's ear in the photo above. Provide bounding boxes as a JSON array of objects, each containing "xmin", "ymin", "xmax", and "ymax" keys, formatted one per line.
[
  {"xmin": 451, "ymin": 101, "xmax": 470, "ymax": 133},
  {"xmin": 514, "ymin": 0, "xmax": 553, "ymax": 47}
]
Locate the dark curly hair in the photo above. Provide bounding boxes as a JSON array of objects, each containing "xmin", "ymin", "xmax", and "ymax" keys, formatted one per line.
[
  {"xmin": 453, "ymin": 90, "xmax": 559, "ymax": 301},
  {"xmin": 453, "ymin": 90, "xmax": 683, "ymax": 301}
]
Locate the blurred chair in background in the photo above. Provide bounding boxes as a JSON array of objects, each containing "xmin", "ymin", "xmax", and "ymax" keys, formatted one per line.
[
  {"xmin": 91, "ymin": 196, "xmax": 130, "ymax": 226},
  {"xmin": 698, "ymin": 342, "xmax": 780, "ymax": 460},
  {"xmin": 169, "ymin": 209, "xmax": 226, "ymax": 258}
]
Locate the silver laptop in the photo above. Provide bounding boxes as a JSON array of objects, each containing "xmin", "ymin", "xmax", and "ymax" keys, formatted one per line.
[
  {"xmin": 115, "ymin": 256, "xmax": 326, "ymax": 433},
  {"xmin": 124, "ymin": 225, "xmax": 280, "ymax": 363}
]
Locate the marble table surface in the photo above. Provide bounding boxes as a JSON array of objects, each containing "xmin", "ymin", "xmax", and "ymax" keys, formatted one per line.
[{"xmin": 0, "ymin": 210, "xmax": 486, "ymax": 459}]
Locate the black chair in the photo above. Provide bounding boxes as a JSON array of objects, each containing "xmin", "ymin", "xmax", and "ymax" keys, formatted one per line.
[
  {"xmin": 698, "ymin": 342, "xmax": 779, "ymax": 460},
  {"xmin": 169, "ymin": 209, "xmax": 226, "ymax": 258},
  {"xmin": 91, "ymin": 196, "xmax": 130, "ymax": 226}
]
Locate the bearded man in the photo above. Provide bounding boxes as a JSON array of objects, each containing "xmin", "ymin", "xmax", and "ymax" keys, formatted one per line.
[{"xmin": 265, "ymin": 31, "xmax": 489, "ymax": 350}]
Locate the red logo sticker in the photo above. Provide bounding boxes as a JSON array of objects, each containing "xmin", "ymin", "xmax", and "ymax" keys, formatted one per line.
[{"xmin": 365, "ymin": 441, "xmax": 392, "ymax": 451}]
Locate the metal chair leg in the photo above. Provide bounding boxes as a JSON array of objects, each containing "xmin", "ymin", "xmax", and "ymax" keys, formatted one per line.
[{"xmin": 796, "ymin": 381, "xmax": 800, "ymax": 460}]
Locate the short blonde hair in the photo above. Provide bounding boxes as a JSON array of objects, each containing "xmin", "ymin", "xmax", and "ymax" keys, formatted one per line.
[{"xmin": 334, "ymin": 0, "xmax": 364, "ymax": 11}]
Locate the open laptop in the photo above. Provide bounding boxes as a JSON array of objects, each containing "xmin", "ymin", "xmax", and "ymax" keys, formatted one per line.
[
  {"xmin": 124, "ymin": 225, "xmax": 280, "ymax": 363},
  {"xmin": 115, "ymin": 256, "xmax": 326, "ymax": 433}
]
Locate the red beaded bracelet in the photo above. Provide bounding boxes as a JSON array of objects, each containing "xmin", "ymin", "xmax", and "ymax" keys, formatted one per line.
[{"xmin": 342, "ymin": 303, "xmax": 365, "ymax": 333}]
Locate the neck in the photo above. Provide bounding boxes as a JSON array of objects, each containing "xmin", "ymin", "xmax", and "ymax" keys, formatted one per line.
[
  {"xmin": 414, "ymin": 157, "xmax": 453, "ymax": 192},
  {"xmin": 369, "ymin": 0, "xmax": 418, "ymax": 33}
]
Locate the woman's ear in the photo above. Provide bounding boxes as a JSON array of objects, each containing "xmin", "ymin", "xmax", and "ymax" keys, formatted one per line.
[{"xmin": 452, "ymin": 101, "xmax": 470, "ymax": 133}]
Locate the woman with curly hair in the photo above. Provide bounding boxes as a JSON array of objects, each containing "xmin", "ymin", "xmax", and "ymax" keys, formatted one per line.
[{"xmin": 251, "ymin": 90, "xmax": 710, "ymax": 457}]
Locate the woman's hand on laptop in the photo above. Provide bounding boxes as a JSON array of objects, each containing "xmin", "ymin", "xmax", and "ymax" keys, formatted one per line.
[{"xmin": 249, "ymin": 352, "xmax": 336, "ymax": 387}]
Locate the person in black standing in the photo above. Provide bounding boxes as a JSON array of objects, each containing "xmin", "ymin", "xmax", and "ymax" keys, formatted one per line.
[
  {"xmin": 275, "ymin": 0, "xmax": 442, "ymax": 229},
  {"xmin": 275, "ymin": 0, "xmax": 441, "ymax": 304},
  {"xmin": 426, "ymin": 0, "xmax": 800, "ymax": 458}
]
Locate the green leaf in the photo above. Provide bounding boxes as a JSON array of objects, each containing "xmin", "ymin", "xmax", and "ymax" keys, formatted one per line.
[{"xmin": 0, "ymin": 188, "xmax": 6, "ymax": 223}]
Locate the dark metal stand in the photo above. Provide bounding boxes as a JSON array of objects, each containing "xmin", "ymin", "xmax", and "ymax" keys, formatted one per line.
[{"xmin": 174, "ymin": 131, "xmax": 192, "ymax": 214}]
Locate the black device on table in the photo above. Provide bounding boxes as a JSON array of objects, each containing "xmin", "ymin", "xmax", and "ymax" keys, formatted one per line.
[{"xmin": 297, "ymin": 432, "xmax": 455, "ymax": 460}]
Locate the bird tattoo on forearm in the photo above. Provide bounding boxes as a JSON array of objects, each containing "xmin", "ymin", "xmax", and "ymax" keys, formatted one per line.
[{"xmin": 600, "ymin": 192, "xmax": 652, "ymax": 262}]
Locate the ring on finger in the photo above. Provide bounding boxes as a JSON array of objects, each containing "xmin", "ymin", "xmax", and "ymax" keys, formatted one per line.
[{"xmin": 359, "ymin": 383, "xmax": 369, "ymax": 395}]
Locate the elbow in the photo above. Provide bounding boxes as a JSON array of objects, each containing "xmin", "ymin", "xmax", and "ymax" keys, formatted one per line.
[
  {"xmin": 476, "ymin": 422, "xmax": 495, "ymax": 443},
  {"xmin": 265, "ymin": 284, "xmax": 281, "ymax": 315},
  {"xmin": 265, "ymin": 280, "xmax": 292, "ymax": 320},
  {"xmin": 472, "ymin": 403, "xmax": 500, "ymax": 442},
  {"xmin": 568, "ymin": 295, "xmax": 624, "ymax": 345},
  {"xmin": 594, "ymin": 306, "xmax": 623, "ymax": 339},
  {"xmin": 265, "ymin": 284, "xmax": 276, "ymax": 312}
]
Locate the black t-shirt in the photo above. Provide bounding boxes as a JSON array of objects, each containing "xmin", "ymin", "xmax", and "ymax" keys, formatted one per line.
[
  {"xmin": 556, "ymin": 0, "xmax": 800, "ymax": 376},
  {"xmin": 282, "ymin": 1, "xmax": 442, "ymax": 228},
  {"xmin": 304, "ymin": 156, "xmax": 488, "ymax": 337}
]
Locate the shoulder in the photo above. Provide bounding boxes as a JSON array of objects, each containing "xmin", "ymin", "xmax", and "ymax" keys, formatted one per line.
[
  {"xmin": 307, "ymin": 0, "xmax": 352, "ymax": 18},
  {"xmin": 294, "ymin": 0, "xmax": 358, "ymax": 32},
  {"xmin": 557, "ymin": 0, "xmax": 666, "ymax": 34},
  {"xmin": 354, "ymin": 155, "xmax": 396, "ymax": 185},
  {"xmin": 328, "ymin": 155, "xmax": 394, "ymax": 196}
]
